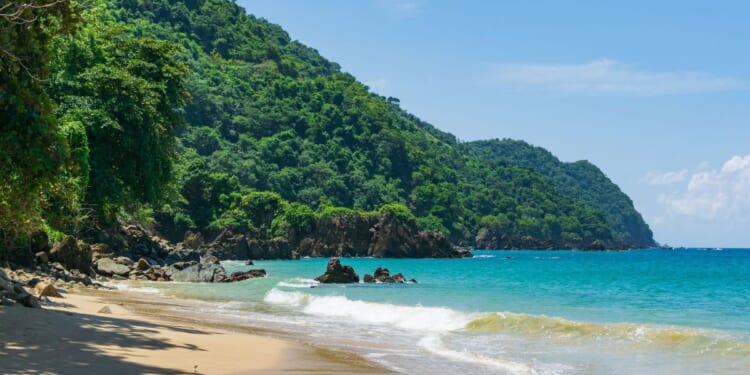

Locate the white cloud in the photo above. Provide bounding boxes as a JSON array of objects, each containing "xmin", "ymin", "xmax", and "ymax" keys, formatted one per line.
[
  {"xmin": 641, "ymin": 169, "xmax": 688, "ymax": 185},
  {"xmin": 657, "ymin": 154, "xmax": 750, "ymax": 220},
  {"xmin": 722, "ymin": 154, "xmax": 750, "ymax": 173},
  {"xmin": 365, "ymin": 78, "xmax": 387, "ymax": 93},
  {"xmin": 492, "ymin": 58, "xmax": 741, "ymax": 95}
]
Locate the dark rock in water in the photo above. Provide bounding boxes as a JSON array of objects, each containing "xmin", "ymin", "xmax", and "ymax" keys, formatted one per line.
[
  {"xmin": 222, "ymin": 269, "xmax": 266, "ymax": 283},
  {"xmin": 49, "ymin": 236, "xmax": 93, "ymax": 274},
  {"xmin": 458, "ymin": 249, "xmax": 474, "ymax": 258},
  {"xmin": 245, "ymin": 260, "xmax": 254, "ymax": 266},
  {"xmin": 95, "ymin": 257, "xmax": 130, "ymax": 277},
  {"xmin": 315, "ymin": 258, "xmax": 359, "ymax": 283},
  {"xmin": 170, "ymin": 255, "xmax": 227, "ymax": 282},
  {"xmin": 363, "ymin": 267, "xmax": 416, "ymax": 284}
]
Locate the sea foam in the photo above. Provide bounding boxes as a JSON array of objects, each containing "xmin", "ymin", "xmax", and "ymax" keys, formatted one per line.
[
  {"xmin": 264, "ymin": 288, "xmax": 474, "ymax": 332},
  {"xmin": 418, "ymin": 334, "xmax": 538, "ymax": 374}
]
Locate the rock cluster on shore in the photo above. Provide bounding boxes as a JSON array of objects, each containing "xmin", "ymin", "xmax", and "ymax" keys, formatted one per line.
[
  {"xmin": 2, "ymin": 216, "xmax": 470, "ymax": 292},
  {"xmin": 0, "ymin": 266, "xmax": 86, "ymax": 308}
]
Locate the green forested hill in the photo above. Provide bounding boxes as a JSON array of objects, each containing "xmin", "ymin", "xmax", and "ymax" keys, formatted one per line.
[
  {"xmin": 464, "ymin": 139, "xmax": 655, "ymax": 247},
  {"xmin": 0, "ymin": 0, "xmax": 654, "ymax": 255},
  {"xmin": 107, "ymin": 0, "xmax": 629, "ymax": 248}
]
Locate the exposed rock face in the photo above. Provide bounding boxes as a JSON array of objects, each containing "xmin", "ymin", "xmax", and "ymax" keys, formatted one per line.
[
  {"xmin": 182, "ymin": 230, "xmax": 205, "ymax": 249},
  {"xmin": 315, "ymin": 258, "xmax": 359, "ymax": 283},
  {"xmin": 49, "ymin": 236, "xmax": 93, "ymax": 274},
  {"xmin": 94, "ymin": 257, "xmax": 130, "ymax": 277},
  {"xmin": 296, "ymin": 211, "xmax": 463, "ymax": 259},
  {"xmin": 363, "ymin": 267, "xmax": 416, "ymax": 284},
  {"xmin": 86, "ymin": 224, "xmax": 173, "ymax": 263},
  {"xmin": 476, "ymin": 229, "xmax": 613, "ymax": 251},
  {"xmin": 222, "ymin": 269, "xmax": 267, "ymax": 283}
]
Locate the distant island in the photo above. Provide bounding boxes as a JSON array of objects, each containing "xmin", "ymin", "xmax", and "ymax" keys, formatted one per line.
[{"xmin": 1, "ymin": 0, "xmax": 654, "ymax": 267}]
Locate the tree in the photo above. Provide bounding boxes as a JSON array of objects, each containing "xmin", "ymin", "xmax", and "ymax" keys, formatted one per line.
[
  {"xmin": 50, "ymin": 14, "xmax": 189, "ymax": 220},
  {"xmin": 1, "ymin": 0, "xmax": 79, "ymax": 251}
]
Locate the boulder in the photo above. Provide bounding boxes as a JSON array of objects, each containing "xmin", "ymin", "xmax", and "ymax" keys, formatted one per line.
[
  {"xmin": 29, "ymin": 230, "xmax": 50, "ymax": 253},
  {"xmin": 114, "ymin": 256, "xmax": 134, "ymax": 266},
  {"xmin": 98, "ymin": 305, "xmax": 112, "ymax": 314},
  {"xmin": 34, "ymin": 282, "xmax": 64, "ymax": 298},
  {"xmin": 134, "ymin": 258, "xmax": 151, "ymax": 271},
  {"xmin": 17, "ymin": 292, "xmax": 42, "ymax": 308},
  {"xmin": 164, "ymin": 249, "xmax": 202, "ymax": 265},
  {"xmin": 49, "ymin": 236, "xmax": 93, "ymax": 274},
  {"xmin": 315, "ymin": 258, "xmax": 359, "ymax": 283},
  {"xmin": 95, "ymin": 257, "xmax": 131, "ymax": 277},
  {"xmin": 35, "ymin": 251, "xmax": 49, "ymax": 264},
  {"xmin": 222, "ymin": 269, "xmax": 267, "ymax": 283},
  {"xmin": 170, "ymin": 256, "xmax": 226, "ymax": 283}
]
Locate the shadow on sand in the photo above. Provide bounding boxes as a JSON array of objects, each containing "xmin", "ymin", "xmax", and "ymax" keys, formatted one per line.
[{"xmin": 0, "ymin": 305, "xmax": 209, "ymax": 374}]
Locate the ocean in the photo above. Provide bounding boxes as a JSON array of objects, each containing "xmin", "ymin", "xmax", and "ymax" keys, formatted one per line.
[{"xmin": 119, "ymin": 249, "xmax": 750, "ymax": 374}]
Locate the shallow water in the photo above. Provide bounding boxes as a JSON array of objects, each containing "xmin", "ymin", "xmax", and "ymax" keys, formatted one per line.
[{"xmin": 120, "ymin": 249, "xmax": 750, "ymax": 374}]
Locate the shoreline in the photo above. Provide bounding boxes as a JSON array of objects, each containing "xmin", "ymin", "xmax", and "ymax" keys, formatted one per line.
[{"xmin": 0, "ymin": 286, "xmax": 393, "ymax": 374}]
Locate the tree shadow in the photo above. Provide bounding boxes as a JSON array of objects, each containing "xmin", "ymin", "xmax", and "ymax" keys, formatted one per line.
[{"xmin": 0, "ymin": 306, "xmax": 211, "ymax": 374}]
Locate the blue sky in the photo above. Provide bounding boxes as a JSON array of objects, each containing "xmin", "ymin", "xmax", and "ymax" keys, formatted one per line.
[{"xmin": 237, "ymin": 0, "xmax": 750, "ymax": 247}]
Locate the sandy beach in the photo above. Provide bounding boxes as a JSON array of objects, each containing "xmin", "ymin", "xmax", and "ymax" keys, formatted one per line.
[{"xmin": 0, "ymin": 287, "xmax": 391, "ymax": 374}]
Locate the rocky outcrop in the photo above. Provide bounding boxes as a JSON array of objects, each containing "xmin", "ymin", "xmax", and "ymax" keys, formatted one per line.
[
  {"xmin": 182, "ymin": 230, "xmax": 205, "ymax": 249},
  {"xmin": 49, "ymin": 236, "xmax": 93, "ymax": 275},
  {"xmin": 86, "ymin": 224, "xmax": 174, "ymax": 263},
  {"xmin": 296, "ymin": 210, "xmax": 465, "ymax": 259},
  {"xmin": 363, "ymin": 267, "xmax": 416, "ymax": 284},
  {"xmin": 315, "ymin": 258, "xmax": 359, "ymax": 283}
]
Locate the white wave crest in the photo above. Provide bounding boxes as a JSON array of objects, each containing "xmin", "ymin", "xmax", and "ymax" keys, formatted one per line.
[
  {"xmin": 264, "ymin": 289, "xmax": 473, "ymax": 332},
  {"xmin": 263, "ymin": 289, "xmax": 309, "ymax": 306}
]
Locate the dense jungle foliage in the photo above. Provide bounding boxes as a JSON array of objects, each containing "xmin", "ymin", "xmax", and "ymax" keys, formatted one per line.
[{"xmin": 0, "ymin": 0, "xmax": 654, "ymax": 257}]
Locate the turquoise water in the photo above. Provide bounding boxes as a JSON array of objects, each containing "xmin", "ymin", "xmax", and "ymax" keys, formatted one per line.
[{"xmin": 126, "ymin": 249, "xmax": 750, "ymax": 374}]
